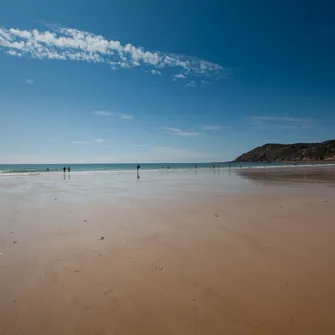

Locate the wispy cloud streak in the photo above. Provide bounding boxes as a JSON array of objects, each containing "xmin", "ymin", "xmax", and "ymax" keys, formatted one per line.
[
  {"xmin": 162, "ymin": 127, "xmax": 203, "ymax": 137},
  {"xmin": 118, "ymin": 113, "xmax": 133, "ymax": 120},
  {"xmin": 173, "ymin": 73, "xmax": 187, "ymax": 80},
  {"xmin": 94, "ymin": 138, "xmax": 105, "ymax": 143},
  {"xmin": 93, "ymin": 110, "xmax": 133, "ymax": 119},
  {"xmin": 93, "ymin": 110, "xmax": 114, "ymax": 116},
  {"xmin": 0, "ymin": 26, "xmax": 223, "ymax": 80},
  {"xmin": 184, "ymin": 80, "xmax": 197, "ymax": 87}
]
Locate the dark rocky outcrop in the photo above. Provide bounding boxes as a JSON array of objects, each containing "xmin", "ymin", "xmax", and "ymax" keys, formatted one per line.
[{"xmin": 234, "ymin": 140, "xmax": 335, "ymax": 163}]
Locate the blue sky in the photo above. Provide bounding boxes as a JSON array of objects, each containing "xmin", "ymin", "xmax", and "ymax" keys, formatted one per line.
[{"xmin": 0, "ymin": 0, "xmax": 334, "ymax": 163}]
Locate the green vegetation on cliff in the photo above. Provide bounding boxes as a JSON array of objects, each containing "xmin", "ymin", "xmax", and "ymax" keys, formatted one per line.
[{"xmin": 234, "ymin": 140, "xmax": 335, "ymax": 163}]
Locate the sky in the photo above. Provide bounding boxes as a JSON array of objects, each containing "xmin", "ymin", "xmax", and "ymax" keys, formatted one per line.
[{"xmin": 0, "ymin": 0, "xmax": 334, "ymax": 163}]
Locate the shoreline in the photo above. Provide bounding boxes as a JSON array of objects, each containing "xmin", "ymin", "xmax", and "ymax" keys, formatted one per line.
[{"xmin": 1, "ymin": 161, "xmax": 334, "ymax": 177}]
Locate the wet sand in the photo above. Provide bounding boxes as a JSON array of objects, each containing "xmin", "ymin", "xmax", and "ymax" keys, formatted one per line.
[{"xmin": 1, "ymin": 168, "xmax": 335, "ymax": 335}]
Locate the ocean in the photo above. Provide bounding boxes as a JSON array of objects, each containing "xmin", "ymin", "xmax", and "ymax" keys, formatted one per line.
[{"xmin": 0, "ymin": 162, "xmax": 326, "ymax": 175}]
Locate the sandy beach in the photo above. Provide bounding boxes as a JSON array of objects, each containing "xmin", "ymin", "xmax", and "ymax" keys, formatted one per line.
[{"xmin": 1, "ymin": 167, "xmax": 335, "ymax": 335}]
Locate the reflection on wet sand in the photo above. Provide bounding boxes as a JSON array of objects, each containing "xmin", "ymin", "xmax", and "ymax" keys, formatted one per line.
[{"xmin": 236, "ymin": 166, "xmax": 335, "ymax": 186}]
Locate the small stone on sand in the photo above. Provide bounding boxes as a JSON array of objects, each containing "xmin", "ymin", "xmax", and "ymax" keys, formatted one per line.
[{"xmin": 99, "ymin": 236, "xmax": 105, "ymax": 240}]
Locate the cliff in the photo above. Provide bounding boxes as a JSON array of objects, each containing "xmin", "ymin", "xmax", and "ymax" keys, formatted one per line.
[{"xmin": 234, "ymin": 140, "xmax": 335, "ymax": 163}]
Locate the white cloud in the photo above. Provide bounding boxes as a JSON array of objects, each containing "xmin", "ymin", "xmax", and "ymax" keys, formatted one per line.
[
  {"xmin": 94, "ymin": 138, "xmax": 105, "ymax": 143},
  {"xmin": 0, "ymin": 26, "xmax": 224, "ymax": 80},
  {"xmin": 93, "ymin": 110, "xmax": 114, "ymax": 116},
  {"xmin": 7, "ymin": 49, "xmax": 22, "ymax": 57},
  {"xmin": 173, "ymin": 73, "xmax": 187, "ymax": 79},
  {"xmin": 71, "ymin": 139, "xmax": 105, "ymax": 144},
  {"xmin": 118, "ymin": 112, "xmax": 133, "ymax": 120},
  {"xmin": 26, "ymin": 78, "xmax": 34, "ymax": 84},
  {"xmin": 184, "ymin": 80, "xmax": 197, "ymax": 87},
  {"xmin": 202, "ymin": 125, "xmax": 222, "ymax": 130},
  {"xmin": 151, "ymin": 69, "xmax": 161, "ymax": 75},
  {"xmin": 162, "ymin": 127, "xmax": 203, "ymax": 137},
  {"xmin": 92, "ymin": 110, "xmax": 132, "ymax": 119}
]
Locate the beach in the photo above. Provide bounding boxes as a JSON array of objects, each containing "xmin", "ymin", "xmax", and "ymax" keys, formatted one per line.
[{"xmin": 1, "ymin": 167, "xmax": 335, "ymax": 335}]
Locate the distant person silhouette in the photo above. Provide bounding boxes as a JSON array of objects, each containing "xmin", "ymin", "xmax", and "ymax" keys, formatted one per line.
[
  {"xmin": 136, "ymin": 164, "xmax": 140, "ymax": 179},
  {"xmin": 68, "ymin": 166, "xmax": 70, "ymax": 173},
  {"xmin": 63, "ymin": 167, "xmax": 66, "ymax": 173},
  {"xmin": 195, "ymin": 165, "xmax": 197, "ymax": 169}
]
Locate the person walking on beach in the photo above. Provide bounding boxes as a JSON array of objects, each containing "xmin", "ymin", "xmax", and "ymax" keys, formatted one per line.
[
  {"xmin": 68, "ymin": 166, "xmax": 70, "ymax": 173},
  {"xmin": 136, "ymin": 164, "xmax": 140, "ymax": 179},
  {"xmin": 63, "ymin": 166, "xmax": 66, "ymax": 173}
]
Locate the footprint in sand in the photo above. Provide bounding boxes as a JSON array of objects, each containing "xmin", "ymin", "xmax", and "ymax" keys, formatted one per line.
[
  {"xmin": 103, "ymin": 290, "xmax": 121, "ymax": 307},
  {"xmin": 152, "ymin": 264, "xmax": 164, "ymax": 272},
  {"xmin": 112, "ymin": 298, "xmax": 121, "ymax": 307},
  {"xmin": 103, "ymin": 288, "xmax": 115, "ymax": 296}
]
